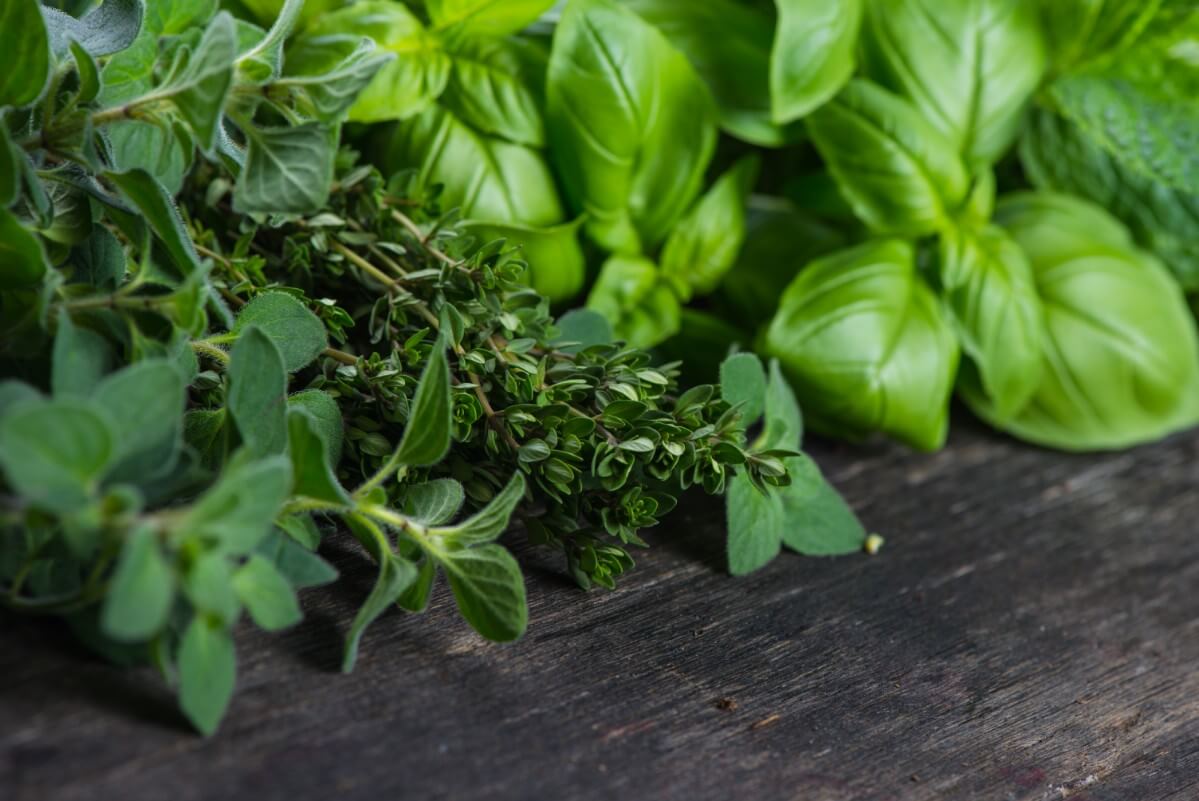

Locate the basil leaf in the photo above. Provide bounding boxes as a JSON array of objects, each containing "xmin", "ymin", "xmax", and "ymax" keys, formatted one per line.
[
  {"xmin": 624, "ymin": 0, "xmax": 800, "ymax": 146},
  {"xmin": 763, "ymin": 238, "xmax": 960, "ymax": 451},
  {"xmin": 585, "ymin": 255, "xmax": 681, "ymax": 348},
  {"xmin": 860, "ymin": 0, "xmax": 1047, "ymax": 164},
  {"xmin": 289, "ymin": 1, "xmax": 449, "ymax": 123},
  {"xmin": 974, "ymin": 192, "xmax": 1199, "ymax": 450},
  {"xmin": 438, "ymin": 543, "xmax": 527, "ymax": 642},
  {"xmin": 177, "ymin": 616, "xmax": 236, "ymax": 736},
  {"xmin": 228, "ymin": 326, "xmax": 288, "ymax": 458},
  {"xmin": 771, "ymin": 0, "xmax": 863, "ymax": 124},
  {"xmin": 807, "ymin": 79, "xmax": 970, "ymax": 236},
  {"xmin": 938, "ymin": 224, "xmax": 1044, "ymax": 420},
  {"xmin": 0, "ymin": 398, "xmax": 115, "ymax": 512},
  {"xmin": 232, "ymin": 291, "xmax": 327, "ymax": 372},
  {"xmin": 383, "ymin": 105, "xmax": 564, "ymax": 227},
  {"xmin": 440, "ymin": 37, "xmax": 546, "ymax": 148},
  {"xmin": 547, "ymin": 0, "xmax": 718, "ymax": 253},
  {"xmin": 725, "ymin": 472, "xmax": 782, "ymax": 576},
  {"xmin": 101, "ymin": 525, "xmax": 175, "ymax": 642},
  {"xmin": 427, "ymin": 0, "xmax": 555, "ymax": 38},
  {"xmin": 0, "ymin": 0, "xmax": 51, "ymax": 108},
  {"xmin": 660, "ymin": 156, "xmax": 758, "ymax": 297},
  {"xmin": 1039, "ymin": 0, "xmax": 1165, "ymax": 71},
  {"xmin": 233, "ymin": 122, "xmax": 335, "ymax": 215}
]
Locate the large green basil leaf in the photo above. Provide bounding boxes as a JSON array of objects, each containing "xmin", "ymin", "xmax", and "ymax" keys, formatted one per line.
[
  {"xmin": 860, "ymin": 0, "xmax": 1046, "ymax": 164},
  {"xmin": 440, "ymin": 37, "xmax": 545, "ymax": 147},
  {"xmin": 762, "ymin": 238, "xmax": 960, "ymax": 451},
  {"xmin": 0, "ymin": 0, "xmax": 51, "ymax": 108},
  {"xmin": 546, "ymin": 0, "xmax": 718, "ymax": 254},
  {"xmin": 463, "ymin": 217, "xmax": 586, "ymax": 302},
  {"xmin": 807, "ymin": 80, "xmax": 969, "ymax": 236},
  {"xmin": 977, "ymin": 192, "xmax": 1199, "ymax": 451},
  {"xmin": 660, "ymin": 156, "xmax": 758, "ymax": 298},
  {"xmin": 771, "ymin": 0, "xmax": 862, "ymax": 124},
  {"xmin": 382, "ymin": 105, "xmax": 564, "ymax": 227},
  {"xmin": 938, "ymin": 224, "xmax": 1043, "ymax": 420},
  {"xmin": 586, "ymin": 255, "xmax": 681, "ymax": 348},
  {"xmin": 623, "ymin": 0, "xmax": 800, "ymax": 146},
  {"xmin": 1021, "ymin": 105, "xmax": 1199, "ymax": 290},
  {"xmin": 288, "ymin": 1, "xmax": 449, "ymax": 123},
  {"xmin": 427, "ymin": 0, "xmax": 555, "ymax": 39},
  {"xmin": 240, "ymin": 0, "xmax": 339, "ymax": 27},
  {"xmin": 1038, "ymin": 0, "xmax": 1165, "ymax": 71}
]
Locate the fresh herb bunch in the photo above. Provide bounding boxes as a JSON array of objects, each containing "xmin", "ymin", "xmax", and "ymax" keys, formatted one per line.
[
  {"xmin": 0, "ymin": 0, "xmax": 866, "ymax": 736},
  {"xmin": 324, "ymin": 0, "xmax": 1199, "ymax": 453}
]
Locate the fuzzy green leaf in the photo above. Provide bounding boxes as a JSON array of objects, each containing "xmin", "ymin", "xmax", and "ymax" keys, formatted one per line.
[
  {"xmin": 178, "ymin": 616, "xmax": 236, "ymax": 736},
  {"xmin": 405, "ymin": 479, "xmax": 466, "ymax": 526},
  {"xmin": 101, "ymin": 525, "xmax": 175, "ymax": 642},
  {"xmin": 233, "ymin": 554, "xmax": 303, "ymax": 631},
  {"xmin": 439, "ymin": 543, "xmax": 527, "ymax": 642},
  {"xmin": 287, "ymin": 409, "xmax": 351, "ymax": 505},
  {"xmin": 228, "ymin": 327, "xmax": 288, "ymax": 458},
  {"xmin": 0, "ymin": 399, "xmax": 114, "ymax": 512},
  {"xmin": 430, "ymin": 472, "xmax": 525, "ymax": 545},
  {"xmin": 342, "ymin": 551, "xmax": 417, "ymax": 672},
  {"xmin": 234, "ymin": 123, "xmax": 334, "ymax": 215},
  {"xmin": 52, "ymin": 316, "xmax": 114, "ymax": 398},
  {"xmin": 232, "ymin": 292, "xmax": 328, "ymax": 372},
  {"xmin": 720, "ymin": 352, "xmax": 767, "ymax": 427},
  {"xmin": 0, "ymin": 0, "xmax": 51, "ymax": 108},
  {"xmin": 726, "ymin": 472, "xmax": 782, "ymax": 575},
  {"xmin": 779, "ymin": 455, "xmax": 866, "ymax": 556},
  {"xmin": 178, "ymin": 455, "xmax": 292, "ymax": 554}
]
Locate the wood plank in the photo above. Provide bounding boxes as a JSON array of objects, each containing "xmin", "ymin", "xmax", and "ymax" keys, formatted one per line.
[{"xmin": 2, "ymin": 421, "xmax": 1197, "ymax": 801}]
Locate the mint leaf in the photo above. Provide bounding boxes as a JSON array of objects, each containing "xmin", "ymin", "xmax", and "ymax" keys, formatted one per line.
[{"xmin": 101, "ymin": 525, "xmax": 175, "ymax": 642}]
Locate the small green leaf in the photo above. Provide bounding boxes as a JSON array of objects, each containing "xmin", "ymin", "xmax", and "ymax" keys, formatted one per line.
[
  {"xmin": 405, "ymin": 478, "xmax": 465, "ymax": 525},
  {"xmin": 551, "ymin": 308, "xmax": 614, "ymax": 352},
  {"xmin": 0, "ymin": 0, "xmax": 50, "ymax": 108},
  {"xmin": 720, "ymin": 352, "xmax": 767, "ymax": 427},
  {"xmin": 778, "ymin": 454, "xmax": 866, "ymax": 556},
  {"xmin": 178, "ymin": 615, "xmax": 236, "ymax": 736},
  {"xmin": 287, "ymin": 409, "xmax": 351, "ymax": 505},
  {"xmin": 234, "ymin": 123, "xmax": 334, "ymax": 215},
  {"xmin": 101, "ymin": 526, "xmax": 175, "ymax": 642},
  {"xmin": 184, "ymin": 552, "xmax": 241, "ymax": 624},
  {"xmin": 178, "ymin": 454, "xmax": 291, "ymax": 554},
  {"xmin": 288, "ymin": 390, "xmax": 343, "ymax": 465},
  {"xmin": 157, "ymin": 12, "xmax": 236, "ymax": 152},
  {"xmin": 342, "ymin": 551, "xmax": 417, "ymax": 672},
  {"xmin": 726, "ymin": 472, "xmax": 783, "ymax": 575},
  {"xmin": 228, "ymin": 326, "xmax": 288, "ymax": 457},
  {"xmin": 0, "ymin": 208, "xmax": 49, "ymax": 288},
  {"xmin": 393, "ymin": 337, "xmax": 451, "ymax": 467},
  {"xmin": 439, "ymin": 544, "xmax": 527, "ymax": 642},
  {"xmin": 233, "ymin": 554, "xmax": 302, "ymax": 631},
  {"xmin": 52, "ymin": 315, "xmax": 114, "ymax": 398},
  {"xmin": 257, "ymin": 529, "xmax": 338, "ymax": 588},
  {"xmin": 462, "ymin": 217, "xmax": 586, "ymax": 303},
  {"xmin": 397, "ymin": 557, "xmax": 437, "ymax": 613},
  {"xmin": 0, "ymin": 398, "xmax": 114, "ymax": 512},
  {"xmin": 762, "ymin": 359, "xmax": 803, "ymax": 449},
  {"xmin": 105, "ymin": 169, "xmax": 202, "ymax": 275},
  {"xmin": 232, "ymin": 292, "xmax": 328, "ymax": 372},
  {"xmin": 429, "ymin": 472, "xmax": 525, "ymax": 545}
]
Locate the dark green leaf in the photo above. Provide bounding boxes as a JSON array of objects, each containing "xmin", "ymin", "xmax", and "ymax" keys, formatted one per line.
[
  {"xmin": 0, "ymin": 398, "xmax": 114, "ymax": 512},
  {"xmin": 257, "ymin": 529, "xmax": 338, "ymax": 588},
  {"xmin": 430, "ymin": 472, "xmax": 524, "ymax": 545},
  {"xmin": 232, "ymin": 292, "xmax": 328, "ymax": 372},
  {"xmin": 228, "ymin": 326, "xmax": 288, "ymax": 457},
  {"xmin": 406, "ymin": 478, "xmax": 466, "ymax": 525},
  {"xmin": 234, "ymin": 123, "xmax": 334, "ymax": 215},
  {"xmin": 42, "ymin": 0, "xmax": 144, "ymax": 57},
  {"xmin": 52, "ymin": 315, "xmax": 114, "ymax": 398},
  {"xmin": 342, "ymin": 551, "xmax": 417, "ymax": 672},
  {"xmin": 105, "ymin": 169, "xmax": 202, "ymax": 275},
  {"xmin": 393, "ymin": 337, "xmax": 451, "ymax": 467},
  {"xmin": 157, "ymin": 12, "xmax": 236, "ymax": 152},
  {"xmin": 184, "ymin": 552, "xmax": 241, "ymax": 624},
  {"xmin": 0, "ymin": 208, "xmax": 48, "ymax": 288},
  {"xmin": 0, "ymin": 122, "xmax": 18, "ymax": 207},
  {"xmin": 0, "ymin": 0, "xmax": 51, "ymax": 108},
  {"xmin": 287, "ymin": 409, "xmax": 351, "ymax": 505},
  {"xmin": 288, "ymin": 389, "xmax": 343, "ymax": 466},
  {"xmin": 439, "ymin": 543, "xmax": 527, "ymax": 641}
]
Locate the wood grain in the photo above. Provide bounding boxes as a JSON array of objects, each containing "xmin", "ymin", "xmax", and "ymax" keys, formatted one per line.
[{"xmin": 2, "ymin": 420, "xmax": 1197, "ymax": 801}]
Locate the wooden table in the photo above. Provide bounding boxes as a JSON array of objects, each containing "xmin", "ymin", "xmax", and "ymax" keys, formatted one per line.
[{"xmin": 3, "ymin": 421, "xmax": 1197, "ymax": 801}]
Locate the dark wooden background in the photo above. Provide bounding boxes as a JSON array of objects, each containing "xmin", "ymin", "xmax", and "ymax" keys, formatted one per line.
[{"xmin": 2, "ymin": 420, "xmax": 1197, "ymax": 801}]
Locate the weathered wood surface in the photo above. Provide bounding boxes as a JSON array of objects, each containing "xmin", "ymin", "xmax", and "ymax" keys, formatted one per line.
[{"xmin": 2, "ymin": 420, "xmax": 1198, "ymax": 801}]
